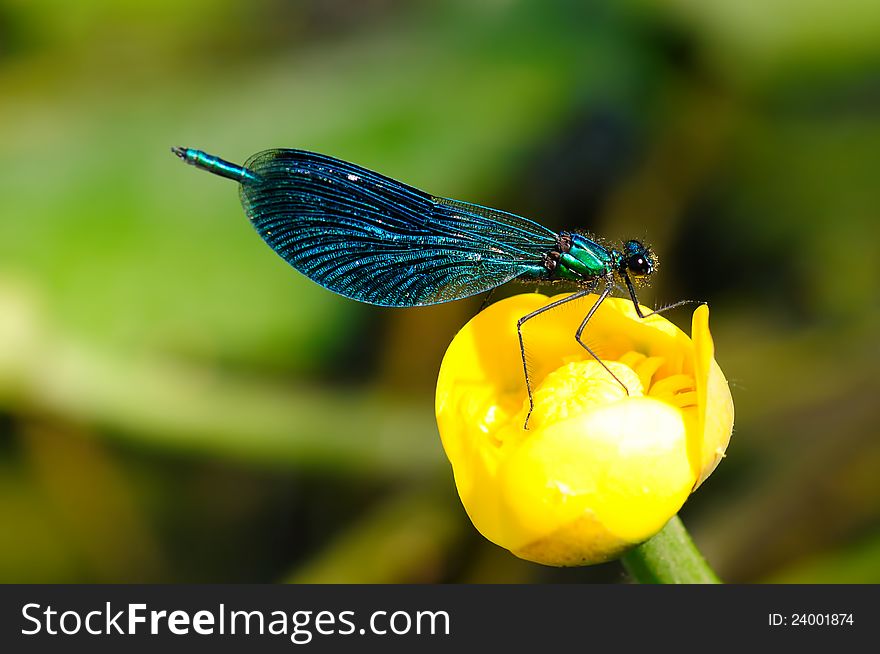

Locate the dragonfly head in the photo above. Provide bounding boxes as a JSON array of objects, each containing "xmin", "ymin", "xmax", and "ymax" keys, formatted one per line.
[{"xmin": 618, "ymin": 239, "xmax": 656, "ymax": 280}]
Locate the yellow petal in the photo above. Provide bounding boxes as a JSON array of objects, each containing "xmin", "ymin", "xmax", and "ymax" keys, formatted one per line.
[{"xmin": 690, "ymin": 304, "xmax": 735, "ymax": 488}]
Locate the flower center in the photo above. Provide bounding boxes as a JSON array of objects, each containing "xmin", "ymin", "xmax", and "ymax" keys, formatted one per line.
[
  {"xmin": 526, "ymin": 360, "xmax": 643, "ymax": 430},
  {"xmin": 525, "ymin": 351, "xmax": 697, "ymax": 430},
  {"xmin": 619, "ymin": 351, "xmax": 698, "ymax": 410}
]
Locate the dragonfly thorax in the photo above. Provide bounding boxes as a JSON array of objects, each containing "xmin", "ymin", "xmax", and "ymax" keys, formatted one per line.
[{"xmin": 544, "ymin": 232, "xmax": 615, "ymax": 282}]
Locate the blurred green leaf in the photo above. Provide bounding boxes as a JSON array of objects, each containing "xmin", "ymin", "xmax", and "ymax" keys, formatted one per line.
[
  {"xmin": 0, "ymin": 283, "xmax": 443, "ymax": 475},
  {"xmin": 287, "ymin": 488, "xmax": 465, "ymax": 584},
  {"xmin": 765, "ymin": 531, "xmax": 880, "ymax": 583}
]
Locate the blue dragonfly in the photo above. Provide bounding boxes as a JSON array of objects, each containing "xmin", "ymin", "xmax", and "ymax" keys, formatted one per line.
[{"xmin": 173, "ymin": 147, "xmax": 688, "ymax": 427}]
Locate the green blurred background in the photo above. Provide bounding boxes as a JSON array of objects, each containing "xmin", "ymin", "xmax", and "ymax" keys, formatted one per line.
[{"xmin": 1, "ymin": 0, "xmax": 878, "ymax": 583}]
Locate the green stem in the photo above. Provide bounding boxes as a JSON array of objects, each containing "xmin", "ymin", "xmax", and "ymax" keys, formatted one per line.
[{"xmin": 621, "ymin": 515, "xmax": 721, "ymax": 584}]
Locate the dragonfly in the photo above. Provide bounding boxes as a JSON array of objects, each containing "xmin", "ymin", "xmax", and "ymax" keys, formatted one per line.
[{"xmin": 172, "ymin": 146, "xmax": 689, "ymax": 428}]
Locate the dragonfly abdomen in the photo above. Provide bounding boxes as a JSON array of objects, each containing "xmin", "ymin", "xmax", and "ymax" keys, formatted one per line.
[{"xmin": 172, "ymin": 147, "xmax": 259, "ymax": 183}]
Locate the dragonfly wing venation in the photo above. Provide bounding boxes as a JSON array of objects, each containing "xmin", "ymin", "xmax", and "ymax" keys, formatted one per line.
[{"xmin": 240, "ymin": 149, "xmax": 557, "ymax": 307}]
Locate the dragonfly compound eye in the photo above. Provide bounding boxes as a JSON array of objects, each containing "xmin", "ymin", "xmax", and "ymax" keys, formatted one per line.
[{"xmin": 626, "ymin": 253, "xmax": 653, "ymax": 277}]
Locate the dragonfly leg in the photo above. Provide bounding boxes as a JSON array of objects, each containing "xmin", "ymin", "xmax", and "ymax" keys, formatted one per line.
[
  {"xmin": 623, "ymin": 273, "xmax": 698, "ymax": 319},
  {"xmin": 637, "ymin": 299, "xmax": 698, "ymax": 319},
  {"xmin": 574, "ymin": 284, "xmax": 631, "ymax": 394},
  {"xmin": 517, "ymin": 289, "xmax": 591, "ymax": 430}
]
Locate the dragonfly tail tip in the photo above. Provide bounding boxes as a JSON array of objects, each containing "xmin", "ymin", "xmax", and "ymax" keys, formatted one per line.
[{"xmin": 171, "ymin": 146, "xmax": 187, "ymax": 160}]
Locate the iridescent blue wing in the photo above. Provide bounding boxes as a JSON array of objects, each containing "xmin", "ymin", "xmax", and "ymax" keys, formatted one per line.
[{"xmin": 239, "ymin": 149, "xmax": 557, "ymax": 307}]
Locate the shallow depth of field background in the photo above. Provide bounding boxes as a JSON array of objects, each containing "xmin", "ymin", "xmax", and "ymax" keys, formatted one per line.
[{"xmin": 1, "ymin": 0, "xmax": 878, "ymax": 583}]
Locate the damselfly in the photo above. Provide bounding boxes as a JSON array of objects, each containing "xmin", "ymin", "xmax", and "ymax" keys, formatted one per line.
[{"xmin": 173, "ymin": 147, "xmax": 689, "ymax": 427}]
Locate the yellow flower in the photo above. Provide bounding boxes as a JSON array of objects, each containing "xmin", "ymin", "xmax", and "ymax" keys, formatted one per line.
[{"xmin": 435, "ymin": 293, "xmax": 734, "ymax": 566}]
